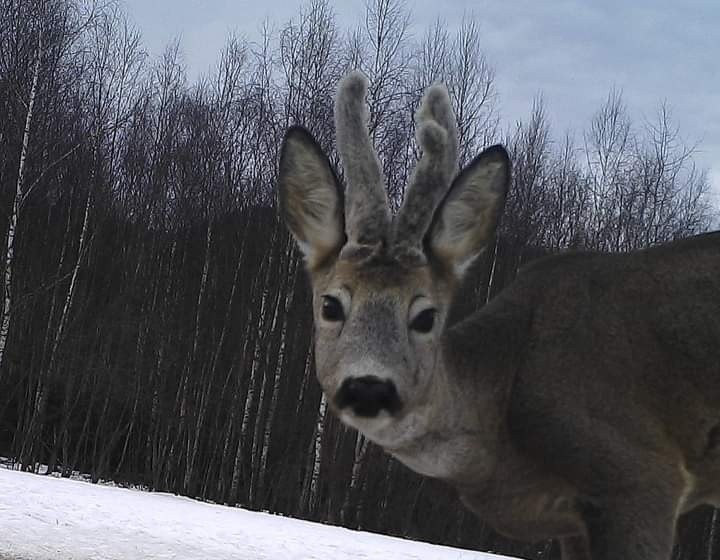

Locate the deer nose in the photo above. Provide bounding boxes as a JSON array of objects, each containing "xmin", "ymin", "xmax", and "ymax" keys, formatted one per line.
[{"xmin": 335, "ymin": 376, "xmax": 402, "ymax": 417}]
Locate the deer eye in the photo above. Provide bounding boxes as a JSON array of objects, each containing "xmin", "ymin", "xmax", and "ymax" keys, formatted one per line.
[
  {"xmin": 410, "ymin": 308, "xmax": 436, "ymax": 333},
  {"xmin": 321, "ymin": 295, "xmax": 345, "ymax": 322}
]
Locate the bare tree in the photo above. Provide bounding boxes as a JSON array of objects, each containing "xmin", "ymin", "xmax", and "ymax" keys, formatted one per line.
[
  {"xmin": 583, "ymin": 87, "xmax": 634, "ymax": 251},
  {"xmin": 542, "ymin": 133, "xmax": 589, "ymax": 250},
  {"xmin": 446, "ymin": 17, "xmax": 498, "ymax": 167},
  {"xmin": 503, "ymin": 95, "xmax": 552, "ymax": 269},
  {"xmin": 0, "ymin": 26, "xmax": 42, "ymax": 377},
  {"xmin": 629, "ymin": 102, "xmax": 713, "ymax": 247}
]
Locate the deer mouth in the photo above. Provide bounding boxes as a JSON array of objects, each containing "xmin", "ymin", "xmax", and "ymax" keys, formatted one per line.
[{"xmin": 334, "ymin": 375, "xmax": 402, "ymax": 417}]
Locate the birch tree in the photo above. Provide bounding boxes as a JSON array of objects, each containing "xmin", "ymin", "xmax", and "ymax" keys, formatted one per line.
[{"xmin": 0, "ymin": 18, "xmax": 42, "ymax": 377}]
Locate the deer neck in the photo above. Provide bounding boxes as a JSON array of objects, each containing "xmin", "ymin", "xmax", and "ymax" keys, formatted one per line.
[{"xmin": 384, "ymin": 296, "xmax": 529, "ymax": 486}]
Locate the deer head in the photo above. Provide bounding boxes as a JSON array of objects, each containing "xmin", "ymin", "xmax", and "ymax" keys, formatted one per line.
[{"xmin": 278, "ymin": 71, "xmax": 509, "ymax": 456}]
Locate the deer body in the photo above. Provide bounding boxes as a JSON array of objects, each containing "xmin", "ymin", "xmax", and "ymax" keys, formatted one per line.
[
  {"xmin": 277, "ymin": 71, "xmax": 720, "ymax": 559},
  {"xmin": 449, "ymin": 234, "xmax": 720, "ymax": 551}
]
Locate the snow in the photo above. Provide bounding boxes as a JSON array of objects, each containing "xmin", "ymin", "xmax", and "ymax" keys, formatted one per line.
[{"xmin": 0, "ymin": 467, "xmax": 515, "ymax": 560}]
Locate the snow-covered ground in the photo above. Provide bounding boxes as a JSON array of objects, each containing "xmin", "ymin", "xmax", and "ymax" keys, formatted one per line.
[{"xmin": 0, "ymin": 467, "xmax": 514, "ymax": 560}]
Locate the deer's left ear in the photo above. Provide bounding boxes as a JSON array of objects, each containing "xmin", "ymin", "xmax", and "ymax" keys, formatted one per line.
[
  {"xmin": 278, "ymin": 126, "xmax": 345, "ymax": 270},
  {"xmin": 427, "ymin": 145, "xmax": 510, "ymax": 277}
]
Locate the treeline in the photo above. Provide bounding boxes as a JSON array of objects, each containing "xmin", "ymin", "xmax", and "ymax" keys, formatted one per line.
[{"xmin": 0, "ymin": 0, "xmax": 717, "ymax": 558}]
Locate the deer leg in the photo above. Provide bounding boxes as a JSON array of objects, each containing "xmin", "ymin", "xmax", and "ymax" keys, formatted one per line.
[
  {"xmin": 579, "ymin": 493, "xmax": 678, "ymax": 560},
  {"xmin": 559, "ymin": 535, "xmax": 592, "ymax": 560}
]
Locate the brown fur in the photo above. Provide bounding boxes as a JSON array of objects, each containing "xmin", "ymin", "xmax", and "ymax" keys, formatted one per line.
[{"xmin": 453, "ymin": 232, "xmax": 720, "ymax": 559}]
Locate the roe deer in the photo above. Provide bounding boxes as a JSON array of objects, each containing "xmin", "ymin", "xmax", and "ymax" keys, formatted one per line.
[{"xmin": 277, "ymin": 71, "xmax": 720, "ymax": 560}]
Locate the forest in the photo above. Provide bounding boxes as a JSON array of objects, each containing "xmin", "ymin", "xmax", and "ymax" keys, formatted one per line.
[{"xmin": 0, "ymin": 0, "xmax": 717, "ymax": 558}]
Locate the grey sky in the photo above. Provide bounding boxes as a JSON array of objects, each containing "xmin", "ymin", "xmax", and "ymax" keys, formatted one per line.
[{"xmin": 123, "ymin": 0, "xmax": 720, "ymax": 202}]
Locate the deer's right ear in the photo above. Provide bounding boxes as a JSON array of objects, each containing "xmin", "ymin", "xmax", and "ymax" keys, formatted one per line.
[
  {"xmin": 427, "ymin": 145, "xmax": 510, "ymax": 277},
  {"xmin": 278, "ymin": 126, "xmax": 345, "ymax": 269}
]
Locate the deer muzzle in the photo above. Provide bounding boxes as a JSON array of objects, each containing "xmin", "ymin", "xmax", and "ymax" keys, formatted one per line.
[{"xmin": 335, "ymin": 376, "xmax": 402, "ymax": 417}]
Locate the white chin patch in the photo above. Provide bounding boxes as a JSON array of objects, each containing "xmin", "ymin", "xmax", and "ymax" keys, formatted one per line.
[{"xmin": 340, "ymin": 408, "xmax": 395, "ymax": 435}]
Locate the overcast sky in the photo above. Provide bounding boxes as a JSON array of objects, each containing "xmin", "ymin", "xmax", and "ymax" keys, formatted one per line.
[{"xmin": 123, "ymin": 0, "xmax": 720, "ymax": 201}]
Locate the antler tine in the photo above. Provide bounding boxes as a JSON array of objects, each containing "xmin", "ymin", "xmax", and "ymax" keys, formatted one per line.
[
  {"xmin": 416, "ymin": 84, "xmax": 458, "ymax": 178},
  {"xmin": 334, "ymin": 71, "xmax": 391, "ymax": 250},
  {"xmin": 393, "ymin": 84, "xmax": 458, "ymax": 259}
]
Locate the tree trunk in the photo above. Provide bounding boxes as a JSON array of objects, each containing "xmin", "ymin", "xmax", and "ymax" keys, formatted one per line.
[
  {"xmin": 182, "ymin": 220, "xmax": 213, "ymax": 494},
  {"xmin": 0, "ymin": 31, "xmax": 42, "ymax": 376},
  {"xmin": 306, "ymin": 393, "xmax": 328, "ymax": 516},
  {"xmin": 485, "ymin": 235, "xmax": 500, "ymax": 304},
  {"xmin": 228, "ymin": 224, "xmax": 278, "ymax": 504},
  {"xmin": 256, "ymin": 248, "xmax": 298, "ymax": 504},
  {"xmin": 341, "ymin": 432, "xmax": 369, "ymax": 526},
  {"xmin": 22, "ymin": 177, "xmax": 92, "ymax": 468},
  {"xmin": 709, "ymin": 508, "xmax": 718, "ymax": 560}
]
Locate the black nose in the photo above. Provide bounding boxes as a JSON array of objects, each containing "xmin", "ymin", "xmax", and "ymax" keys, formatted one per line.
[{"xmin": 335, "ymin": 376, "xmax": 402, "ymax": 417}]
